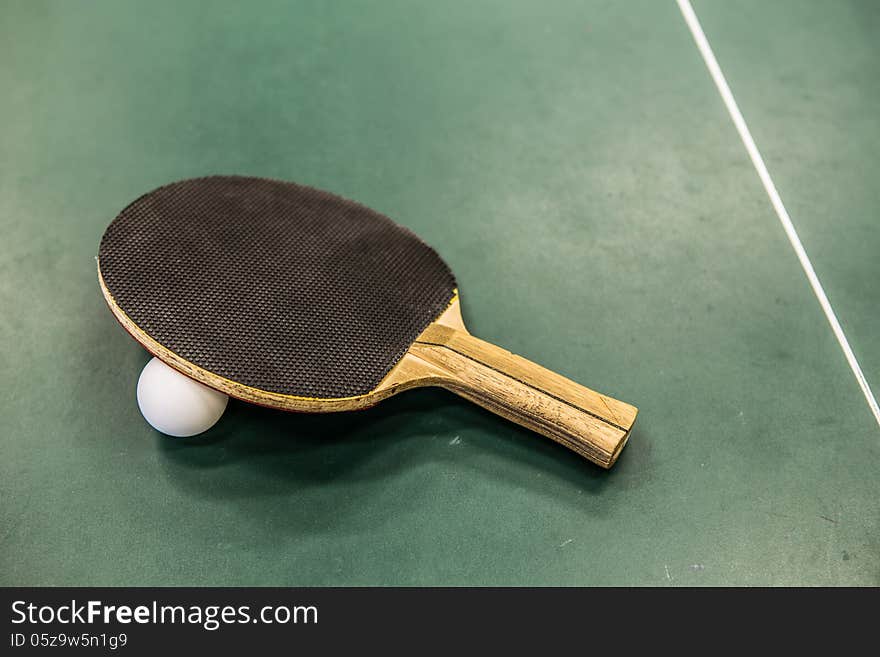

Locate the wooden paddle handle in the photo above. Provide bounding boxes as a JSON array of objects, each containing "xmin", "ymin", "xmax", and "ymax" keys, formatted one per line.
[{"xmin": 412, "ymin": 325, "xmax": 638, "ymax": 468}]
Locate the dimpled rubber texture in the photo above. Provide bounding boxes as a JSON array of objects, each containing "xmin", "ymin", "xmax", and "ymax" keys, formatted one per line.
[{"xmin": 98, "ymin": 176, "xmax": 457, "ymax": 399}]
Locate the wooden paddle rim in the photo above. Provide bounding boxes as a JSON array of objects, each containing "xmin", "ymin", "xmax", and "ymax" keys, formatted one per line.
[{"xmin": 100, "ymin": 266, "xmax": 637, "ymax": 468}]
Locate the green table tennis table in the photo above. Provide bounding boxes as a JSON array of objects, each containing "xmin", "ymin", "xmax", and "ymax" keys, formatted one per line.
[{"xmin": 2, "ymin": 0, "xmax": 877, "ymax": 586}]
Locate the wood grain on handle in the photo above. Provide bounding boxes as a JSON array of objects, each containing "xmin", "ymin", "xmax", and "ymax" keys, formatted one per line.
[{"xmin": 410, "ymin": 324, "xmax": 637, "ymax": 468}]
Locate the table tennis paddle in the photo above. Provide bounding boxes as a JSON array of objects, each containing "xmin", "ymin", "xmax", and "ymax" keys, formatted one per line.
[{"xmin": 98, "ymin": 176, "xmax": 637, "ymax": 468}]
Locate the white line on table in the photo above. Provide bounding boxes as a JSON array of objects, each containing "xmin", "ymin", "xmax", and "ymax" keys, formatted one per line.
[{"xmin": 676, "ymin": 0, "xmax": 880, "ymax": 428}]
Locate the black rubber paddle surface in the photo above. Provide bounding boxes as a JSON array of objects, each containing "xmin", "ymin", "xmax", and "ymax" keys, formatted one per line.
[{"xmin": 98, "ymin": 176, "xmax": 457, "ymax": 399}]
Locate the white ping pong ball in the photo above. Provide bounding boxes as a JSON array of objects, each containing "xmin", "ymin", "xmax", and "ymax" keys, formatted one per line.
[{"xmin": 136, "ymin": 357, "xmax": 229, "ymax": 437}]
